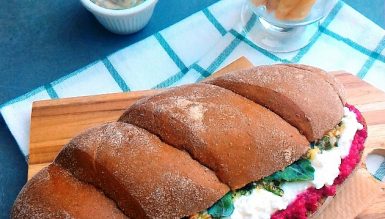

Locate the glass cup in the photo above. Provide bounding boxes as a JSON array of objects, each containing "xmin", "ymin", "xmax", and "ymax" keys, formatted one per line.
[{"xmin": 241, "ymin": 0, "xmax": 334, "ymax": 53}]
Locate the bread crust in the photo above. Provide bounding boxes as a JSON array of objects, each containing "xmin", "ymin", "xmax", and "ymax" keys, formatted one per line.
[
  {"xmin": 55, "ymin": 122, "xmax": 229, "ymax": 219},
  {"xmin": 119, "ymin": 83, "xmax": 309, "ymax": 190},
  {"xmin": 13, "ymin": 64, "xmax": 352, "ymax": 218},
  {"xmin": 205, "ymin": 65, "xmax": 344, "ymax": 141},
  {"xmin": 11, "ymin": 164, "xmax": 127, "ymax": 219},
  {"xmin": 276, "ymin": 64, "xmax": 346, "ymax": 104}
]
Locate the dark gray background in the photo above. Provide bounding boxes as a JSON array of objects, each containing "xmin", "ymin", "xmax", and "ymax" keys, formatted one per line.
[{"xmin": 0, "ymin": 0, "xmax": 383, "ymax": 218}]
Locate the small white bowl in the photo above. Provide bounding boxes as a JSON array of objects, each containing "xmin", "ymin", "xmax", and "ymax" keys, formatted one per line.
[{"xmin": 80, "ymin": 0, "xmax": 158, "ymax": 34}]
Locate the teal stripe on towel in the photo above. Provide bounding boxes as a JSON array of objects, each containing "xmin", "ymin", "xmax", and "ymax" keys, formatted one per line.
[
  {"xmin": 203, "ymin": 8, "xmax": 227, "ymax": 36},
  {"xmin": 155, "ymin": 32, "xmax": 188, "ymax": 71},
  {"xmin": 374, "ymin": 160, "xmax": 385, "ymax": 181},
  {"xmin": 152, "ymin": 68, "xmax": 188, "ymax": 89},
  {"xmin": 320, "ymin": 27, "xmax": 385, "ymax": 63},
  {"xmin": 44, "ymin": 84, "xmax": 59, "ymax": 99},
  {"xmin": 203, "ymin": 12, "xmax": 264, "ymax": 74},
  {"xmin": 192, "ymin": 63, "xmax": 211, "ymax": 77},
  {"xmin": 153, "ymin": 32, "xmax": 191, "ymax": 88},
  {"xmin": 357, "ymin": 36, "xmax": 385, "ymax": 79},
  {"xmin": 244, "ymin": 13, "xmax": 257, "ymax": 33},
  {"xmin": 206, "ymin": 36, "xmax": 242, "ymax": 74},
  {"xmin": 291, "ymin": 1, "xmax": 344, "ymax": 63},
  {"xmin": 230, "ymin": 30, "xmax": 290, "ymax": 63},
  {"xmin": 102, "ymin": 58, "xmax": 130, "ymax": 92}
]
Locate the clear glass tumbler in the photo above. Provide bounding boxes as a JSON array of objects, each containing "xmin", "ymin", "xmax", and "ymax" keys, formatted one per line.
[{"xmin": 241, "ymin": 0, "xmax": 334, "ymax": 53}]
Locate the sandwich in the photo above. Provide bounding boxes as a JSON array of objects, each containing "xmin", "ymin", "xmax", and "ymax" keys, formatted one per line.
[{"xmin": 11, "ymin": 64, "xmax": 367, "ymax": 219}]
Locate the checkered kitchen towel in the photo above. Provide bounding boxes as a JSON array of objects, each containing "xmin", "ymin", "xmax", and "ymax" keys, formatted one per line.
[{"xmin": 1, "ymin": 0, "xmax": 385, "ymax": 180}]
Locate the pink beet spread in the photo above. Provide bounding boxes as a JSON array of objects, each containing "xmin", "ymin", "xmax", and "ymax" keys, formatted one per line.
[{"xmin": 271, "ymin": 104, "xmax": 367, "ymax": 219}]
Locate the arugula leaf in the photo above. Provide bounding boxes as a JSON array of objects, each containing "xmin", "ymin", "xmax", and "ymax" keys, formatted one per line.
[
  {"xmin": 234, "ymin": 182, "xmax": 256, "ymax": 197},
  {"xmin": 314, "ymin": 123, "xmax": 343, "ymax": 151},
  {"xmin": 207, "ymin": 192, "xmax": 234, "ymax": 218},
  {"xmin": 315, "ymin": 135, "xmax": 334, "ymax": 151},
  {"xmin": 265, "ymin": 159, "xmax": 315, "ymax": 182},
  {"xmin": 259, "ymin": 181, "xmax": 284, "ymax": 196}
]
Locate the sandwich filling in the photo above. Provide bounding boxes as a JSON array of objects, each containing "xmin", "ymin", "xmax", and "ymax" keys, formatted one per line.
[{"xmin": 190, "ymin": 105, "xmax": 366, "ymax": 219}]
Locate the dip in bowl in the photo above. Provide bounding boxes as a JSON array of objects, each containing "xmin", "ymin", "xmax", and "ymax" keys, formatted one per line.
[
  {"xmin": 81, "ymin": 0, "xmax": 158, "ymax": 34},
  {"xmin": 91, "ymin": 0, "xmax": 146, "ymax": 10}
]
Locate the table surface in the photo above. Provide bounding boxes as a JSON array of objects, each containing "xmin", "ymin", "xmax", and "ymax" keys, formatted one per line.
[{"xmin": 0, "ymin": 0, "xmax": 384, "ymax": 218}]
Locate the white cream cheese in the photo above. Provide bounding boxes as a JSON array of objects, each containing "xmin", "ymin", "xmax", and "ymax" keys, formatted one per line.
[
  {"xmin": 311, "ymin": 107, "xmax": 363, "ymax": 189},
  {"xmin": 230, "ymin": 189, "xmax": 287, "ymax": 219},
  {"xmin": 230, "ymin": 182, "xmax": 310, "ymax": 219},
  {"xmin": 338, "ymin": 107, "xmax": 364, "ymax": 158},
  {"xmin": 91, "ymin": 0, "xmax": 145, "ymax": 10},
  {"xmin": 229, "ymin": 107, "xmax": 362, "ymax": 219},
  {"xmin": 281, "ymin": 182, "xmax": 311, "ymax": 202},
  {"xmin": 311, "ymin": 148, "xmax": 341, "ymax": 189}
]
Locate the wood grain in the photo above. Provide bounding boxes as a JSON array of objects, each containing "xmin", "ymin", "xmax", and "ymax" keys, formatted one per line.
[
  {"xmin": 356, "ymin": 193, "xmax": 385, "ymax": 219},
  {"xmin": 27, "ymin": 57, "xmax": 385, "ymax": 218},
  {"xmin": 316, "ymin": 169, "xmax": 383, "ymax": 219}
]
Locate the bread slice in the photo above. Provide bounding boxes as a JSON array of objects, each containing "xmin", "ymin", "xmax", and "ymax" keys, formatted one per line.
[
  {"xmin": 205, "ymin": 65, "xmax": 344, "ymax": 141},
  {"xmin": 55, "ymin": 122, "xmax": 228, "ymax": 219},
  {"xmin": 11, "ymin": 164, "xmax": 126, "ymax": 219},
  {"xmin": 276, "ymin": 64, "xmax": 346, "ymax": 104},
  {"xmin": 119, "ymin": 83, "xmax": 309, "ymax": 190}
]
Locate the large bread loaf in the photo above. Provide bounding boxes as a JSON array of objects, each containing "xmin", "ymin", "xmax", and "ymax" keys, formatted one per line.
[{"xmin": 12, "ymin": 64, "xmax": 350, "ymax": 219}]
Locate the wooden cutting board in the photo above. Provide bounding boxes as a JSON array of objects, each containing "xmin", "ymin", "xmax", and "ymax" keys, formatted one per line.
[{"xmin": 28, "ymin": 57, "xmax": 385, "ymax": 218}]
